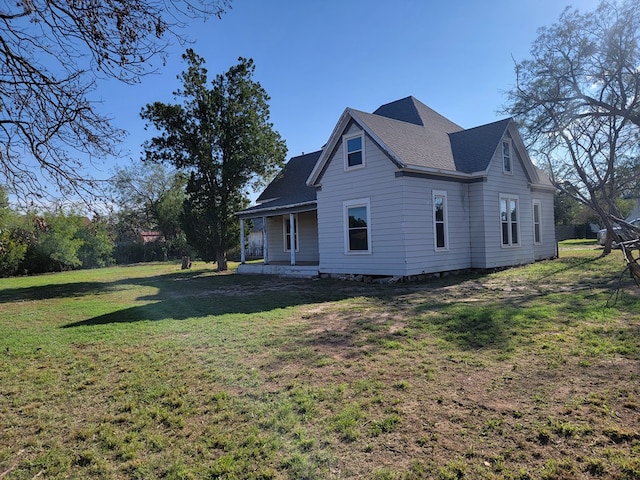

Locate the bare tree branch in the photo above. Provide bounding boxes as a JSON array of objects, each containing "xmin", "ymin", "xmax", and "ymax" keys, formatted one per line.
[
  {"xmin": 0, "ymin": 0, "xmax": 230, "ymax": 207},
  {"xmin": 505, "ymin": 0, "xmax": 640, "ymax": 254}
]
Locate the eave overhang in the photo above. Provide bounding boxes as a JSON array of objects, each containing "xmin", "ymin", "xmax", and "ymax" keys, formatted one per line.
[{"xmin": 236, "ymin": 200, "xmax": 317, "ymax": 219}]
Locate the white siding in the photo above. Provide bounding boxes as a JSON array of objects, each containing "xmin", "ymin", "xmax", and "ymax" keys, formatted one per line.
[
  {"xmin": 265, "ymin": 211, "xmax": 319, "ymax": 263},
  {"xmin": 315, "ymin": 124, "xmax": 555, "ymax": 276},
  {"xmin": 298, "ymin": 211, "xmax": 320, "ymax": 262},
  {"xmin": 317, "ymin": 125, "xmax": 407, "ymax": 276},
  {"xmin": 532, "ymin": 191, "xmax": 557, "ymax": 260},
  {"xmin": 469, "ymin": 180, "xmax": 488, "ymax": 267},
  {"xmin": 401, "ymin": 177, "xmax": 472, "ymax": 275},
  {"xmin": 265, "ymin": 217, "xmax": 285, "ymax": 263},
  {"xmin": 475, "ymin": 132, "xmax": 537, "ymax": 268},
  {"xmin": 248, "ymin": 231, "xmax": 263, "ymax": 257}
]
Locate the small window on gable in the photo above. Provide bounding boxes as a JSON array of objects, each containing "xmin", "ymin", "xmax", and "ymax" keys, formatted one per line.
[
  {"xmin": 344, "ymin": 134, "xmax": 364, "ymax": 169},
  {"xmin": 502, "ymin": 140, "xmax": 512, "ymax": 174}
]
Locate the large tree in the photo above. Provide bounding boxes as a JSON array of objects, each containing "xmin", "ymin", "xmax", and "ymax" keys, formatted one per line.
[
  {"xmin": 505, "ymin": 0, "xmax": 640, "ymax": 253},
  {"xmin": 0, "ymin": 0, "xmax": 229, "ymax": 204},
  {"xmin": 110, "ymin": 160, "xmax": 186, "ymax": 242},
  {"xmin": 141, "ymin": 50, "xmax": 287, "ymax": 270}
]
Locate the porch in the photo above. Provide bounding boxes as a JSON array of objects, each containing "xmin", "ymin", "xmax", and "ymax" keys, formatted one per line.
[
  {"xmin": 237, "ymin": 207, "xmax": 319, "ymax": 277},
  {"xmin": 236, "ymin": 261, "xmax": 320, "ymax": 278}
]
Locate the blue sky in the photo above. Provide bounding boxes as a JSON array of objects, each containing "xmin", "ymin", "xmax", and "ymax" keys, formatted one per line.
[{"xmin": 95, "ymin": 0, "xmax": 601, "ymax": 198}]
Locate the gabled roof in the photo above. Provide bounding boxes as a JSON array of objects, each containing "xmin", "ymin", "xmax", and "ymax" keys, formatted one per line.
[
  {"xmin": 449, "ymin": 118, "xmax": 512, "ymax": 173},
  {"xmin": 307, "ymin": 98, "xmax": 545, "ymax": 186},
  {"xmin": 239, "ymin": 96, "xmax": 553, "ymax": 218},
  {"xmin": 237, "ymin": 150, "xmax": 320, "ymax": 217},
  {"xmin": 352, "ymin": 108, "xmax": 462, "ymax": 171}
]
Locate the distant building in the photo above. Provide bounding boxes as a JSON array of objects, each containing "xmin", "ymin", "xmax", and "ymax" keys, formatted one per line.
[{"xmin": 140, "ymin": 231, "xmax": 164, "ymax": 244}]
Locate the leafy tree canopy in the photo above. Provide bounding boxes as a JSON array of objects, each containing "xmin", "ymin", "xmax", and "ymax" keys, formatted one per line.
[
  {"xmin": 141, "ymin": 50, "xmax": 287, "ymax": 270},
  {"xmin": 110, "ymin": 161, "xmax": 186, "ymax": 241}
]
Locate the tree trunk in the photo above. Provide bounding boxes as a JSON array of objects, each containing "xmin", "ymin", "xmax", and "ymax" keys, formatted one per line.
[{"xmin": 216, "ymin": 251, "xmax": 227, "ymax": 271}]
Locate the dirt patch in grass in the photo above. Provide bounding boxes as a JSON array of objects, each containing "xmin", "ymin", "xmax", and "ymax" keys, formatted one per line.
[
  {"xmin": 246, "ymin": 262, "xmax": 640, "ymax": 478},
  {"xmin": 1, "ymin": 251, "xmax": 639, "ymax": 479}
]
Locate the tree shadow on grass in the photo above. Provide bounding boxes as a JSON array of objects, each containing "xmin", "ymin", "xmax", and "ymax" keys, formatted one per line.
[
  {"xmin": 0, "ymin": 268, "xmax": 216, "ymax": 304},
  {"xmin": 0, "ymin": 281, "xmax": 111, "ymax": 303},
  {"xmin": 41, "ymin": 252, "xmax": 632, "ymax": 357},
  {"xmin": 62, "ymin": 292, "xmax": 315, "ymax": 327},
  {"xmin": 60, "ymin": 270, "xmax": 353, "ymax": 328},
  {"xmin": 535, "ymin": 255, "xmax": 605, "ymax": 280},
  {"xmin": 401, "ymin": 255, "xmax": 634, "ymax": 352}
]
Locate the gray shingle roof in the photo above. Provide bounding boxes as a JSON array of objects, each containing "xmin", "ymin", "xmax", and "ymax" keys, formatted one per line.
[
  {"xmin": 241, "ymin": 96, "xmax": 551, "ymax": 217},
  {"xmin": 374, "ymin": 97, "xmax": 426, "ymax": 126},
  {"xmin": 373, "ymin": 96, "xmax": 462, "ymax": 131},
  {"xmin": 353, "ymin": 108, "xmax": 463, "ymax": 171},
  {"xmin": 356, "ymin": 97, "xmax": 511, "ymax": 174},
  {"xmin": 449, "ymin": 118, "xmax": 512, "ymax": 173},
  {"xmin": 238, "ymin": 150, "xmax": 320, "ymax": 216}
]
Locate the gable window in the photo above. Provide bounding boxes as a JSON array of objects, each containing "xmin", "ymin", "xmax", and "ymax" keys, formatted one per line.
[
  {"xmin": 344, "ymin": 134, "xmax": 364, "ymax": 169},
  {"xmin": 533, "ymin": 200, "xmax": 542, "ymax": 244},
  {"xmin": 433, "ymin": 190, "xmax": 448, "ymax": 250},
  {"xmin": 502, "ymin": 140, "xmax": 512, "ymax": 173},
  {"xmin": 500, "ymin": 195, "xmax": 519, "ymax": 246},
  {"xmin": 283, "ymin": 215, "xmax": 298, "ymax": 252},
  {"xmin": 344, "ymin": 199, "xmax": 371, "ymax": 253}
]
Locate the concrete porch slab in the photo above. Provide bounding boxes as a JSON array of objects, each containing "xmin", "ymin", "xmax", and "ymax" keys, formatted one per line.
[{"xmin": 236, "ymin": 263, "xmax": 320, "ymax": 278}]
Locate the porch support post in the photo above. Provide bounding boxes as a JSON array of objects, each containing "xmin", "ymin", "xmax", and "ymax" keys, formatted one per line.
[
  {"xmin": 289, "ymin": 213, "xmax": 296, "ymax": 266},
  {"xmin": 262, "ymin": 216, "xmax": 269, "ymax": 264},
  {"xmin": 239, "ymin": 218, "xmax": 246, "ymax": 264}
]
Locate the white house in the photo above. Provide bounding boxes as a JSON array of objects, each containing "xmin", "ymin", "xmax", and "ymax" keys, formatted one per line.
[{"xmin": 237, "ymin": 96, "xmax": 556, "ymax": 278}]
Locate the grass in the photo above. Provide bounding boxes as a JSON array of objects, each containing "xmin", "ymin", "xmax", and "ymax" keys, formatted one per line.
[{"xmin": 1, "ymin": 242, "xmax": 639, "ymax": 479}]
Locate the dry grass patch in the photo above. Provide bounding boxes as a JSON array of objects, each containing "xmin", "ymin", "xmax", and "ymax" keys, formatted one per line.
[{"xmin": 1, "ymin": 246, "xmax": 639, "ymax": 479}]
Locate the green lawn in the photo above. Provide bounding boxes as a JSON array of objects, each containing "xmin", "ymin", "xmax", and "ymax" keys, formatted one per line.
[{"xmin": 1, "ymin": 243, "xmax": 639, "ymax": 479}]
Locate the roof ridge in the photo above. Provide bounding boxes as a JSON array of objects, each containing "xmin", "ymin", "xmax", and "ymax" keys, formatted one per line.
[
  {"xmin": 451, "ymin": 117, "xmax": 511, "ymax": 135},
  {"xmin": 406, "ymin": 96, "xmax": 422, "ymax": 126},
  {"xmin": 372, "ymin": 96, "xmax": 424, "ymax": 126}
]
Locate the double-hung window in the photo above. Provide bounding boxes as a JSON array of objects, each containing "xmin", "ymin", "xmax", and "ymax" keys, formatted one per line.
[
  {"xmin": 502, "ymin": 140, "xmax": 512, "ymax": 174},
  {"xmin": 532, "ymin": 200, "xmax": 542, "ymax": 244},
  {"xmin": 500, "ymin": 195, "xmax": 519, "ymax": 246},
  {"xmin": 344, "ymin": 199, "xmax": 371, "ymax": 253},
  {"xmin": 283, "ymin": 215, "xmax": 298, "ymax": 252},
  {"xmin": 433, "ymin": 190, "xmax": 448, "ymax": 250},
  {"xmin": 344, "ymin": 133, "xmax": 364, "ymax": 169}
]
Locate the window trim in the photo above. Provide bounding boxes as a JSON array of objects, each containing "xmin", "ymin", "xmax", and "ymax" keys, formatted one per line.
[
  {"xmin": 500, "ymin": 194, "xmax": 520, "ymax": 247},
  {"xmin": 532, "ymin": 200, "xmax": 542, "ymax": 245},
  {"xmin": 282, "ymin": 214, "xmax": 299, "ymax": 252},
  {"xmin": 433, "ymin": 190, "xmax": 449, "ymax": 251},
  {"xmin": 502, "ymin": 139, "xmax": 512, "ymax": 174},
  {"xmin": 343, "ymin": 198, "xmax": 371, "ymax": 254},
  {"xmin": 343, "ymin": 132, "xmax": 365, "ymax": 171}
]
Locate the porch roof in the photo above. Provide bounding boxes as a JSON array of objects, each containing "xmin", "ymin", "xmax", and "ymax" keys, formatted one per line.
[
  {"xmin": 237, "ymin": 199, "xmax": 317, "ymax": 219},
  {"xmin": 237, "ymin": 150, "xmax": 320, "ymax": 219}
]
